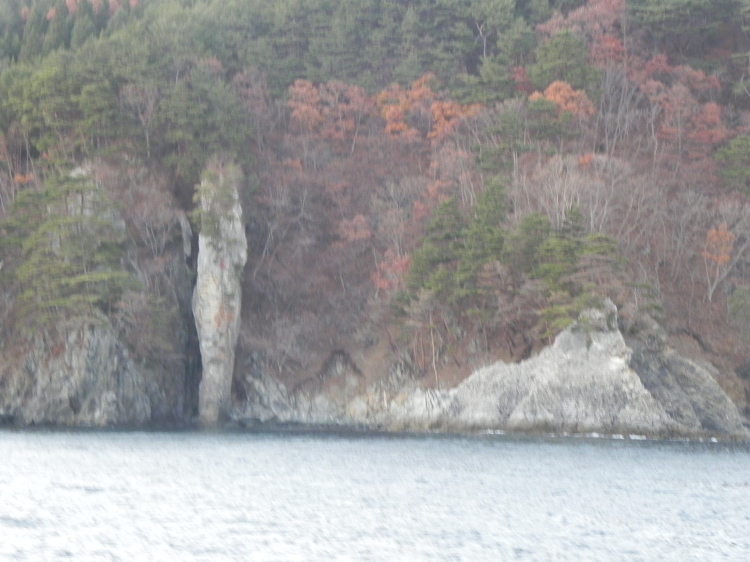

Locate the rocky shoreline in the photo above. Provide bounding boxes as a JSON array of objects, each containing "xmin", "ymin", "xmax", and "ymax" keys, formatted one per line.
[
  {"xmin": 1, "ymin": 300, "xmax": 748, "ymax": 441},
  {"xmin": 232, "ymin": 302, "xmax": 749, "ymax": 441}
]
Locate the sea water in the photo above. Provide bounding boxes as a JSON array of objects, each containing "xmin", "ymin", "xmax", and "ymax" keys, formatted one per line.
[{"xmin": 1, "ymin": 430, "xmax": 749, "ymax": 561}]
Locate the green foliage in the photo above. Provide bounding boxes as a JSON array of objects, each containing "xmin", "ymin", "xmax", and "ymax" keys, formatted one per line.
[
  {"xmin": 526, "ymin": 96, "xmax": 574, "ymax": 142},
  {"xmin": 716, "ymin": 135, "xmax": 750, "ymax": 195},
  {"xmin": 406, "ymin": 197, "xmax": 466, "ymax": 300},
  {"xmin": 500, "ymin": 207, "xmax": 624, "ymax": 339},
  {"xmin": 18, "ymin": 2, "xmax": 47, "ymax": 63},
  {"xmin": 527, "ymin": 31, "xmax": 599, "ymax": 93},
  {"xmin": 42, "ymin": 1, "xmax": 71, "ymax": 55},
  {"xmin": 161, "ymin": 63, "xmax": 252, "ymax": 187},
  {"xmin": 1, "ymin": 0, "xmax": 744, "ymax": 355},
  {"xmin": 455, "ymin": 2, "xmax": 536, "ymax": 100},
  {"xmin": 5, "ymin": 173, "xmax": 129, "ymax": 330},
  {"xmin": 192, "ymin": 158, "xmax": 244, "ymax": 239},
  {"xmin": 70, "ymin": 9, "xmax": 96, "ymax": 50},
  {"xmin": 393, "ymin": 198, "xmax": 615, "ymax": 343},
  {"xmin": 526, "ymin": 0, "xmax": 552, "ymax": 25},
  {"xmin": 538, "ymin": 291, "xmax": 581, "ymax": 339},
  {"xmin": 455, "ymin": 177, "xmax": 506, "ymax": 298},
  {"xmin": 628, "ymin": 0, "xmax": 739, "ymax": 60},
  {"xmin": 503, "ymin": 213, "xmax": 551, "ymax": 273},
  {"xmin": 728, "ymin": 285, "xmax": 750, "ymax": 343},
  {"xmin": 0, "ymin": 1, "xmax": 25, "ymax": 64},
  {"xmin": 535, "ymin": 233, "xmax": 581, "ymax": 291}
]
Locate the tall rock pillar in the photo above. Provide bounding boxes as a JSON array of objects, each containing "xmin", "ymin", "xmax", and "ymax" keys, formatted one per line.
[{"xmin": 192, "ymin": 160, "xmax": 247, "ymax": 426}]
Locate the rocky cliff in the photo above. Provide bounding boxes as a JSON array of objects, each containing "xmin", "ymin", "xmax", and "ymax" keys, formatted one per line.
[
  {"xmin": 1, "ymin": 287, "xmax": 746, "ymax": 438},
  {"xmin": 0, "ymin": 322, "xmax": 151, "ymax": 426},
  {"xmin": 236, "ymin": 303, "xmax": 749, "ymax": 440},
  {"xmin": 192, "ymin": 160, "xmax": 247, "ymax": 426}
]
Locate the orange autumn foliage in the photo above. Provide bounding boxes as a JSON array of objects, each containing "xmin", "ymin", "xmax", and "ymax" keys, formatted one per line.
[
  {"xmin": 543, "ymin": 81, "xmax": 596, "ymax": 118},
  {"xmin": 702, "ymin": 223, "xmax": 734, "ymax": 267},
  {"xmin": 376, "ymin": 74, "xmax": 476, "ymax": 141},
  {"xmin": 288, "ymin": 79, "xmax": 323, "ymax": 133},
  {"xmin": 375, "ymin": 78, "xmax": 431, "ymax": 137},
  {"xmin": 428, "ymin": 101, "xmax": 478, "ymax": 140},
  {"xmin": 13, "ymin": 173, "xmax": 34, "ymax": 184},
  {"xmin": 531, "ymin": 81, "xmax": 595, "ymax": 118}
]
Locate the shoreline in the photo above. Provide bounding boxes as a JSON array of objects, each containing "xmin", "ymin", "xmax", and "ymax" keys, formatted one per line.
[{"xmin": 2, "ymin": 421, "xmax": 748, "ymax": 445}]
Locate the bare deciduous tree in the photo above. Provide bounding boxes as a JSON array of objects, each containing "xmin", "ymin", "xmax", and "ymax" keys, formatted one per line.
[{"xmin": 119, "ymin": 83, "xmax": 159, "ymax": 159}]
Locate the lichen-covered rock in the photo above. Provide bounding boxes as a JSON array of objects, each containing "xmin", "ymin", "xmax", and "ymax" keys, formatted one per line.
[
  {"xmin": 192, "ymin": 160, "xmax": 247, "ymax": 426},
  {"xmin": 0, "ymin": 323, "xmax": 151, "ymax": 426}
]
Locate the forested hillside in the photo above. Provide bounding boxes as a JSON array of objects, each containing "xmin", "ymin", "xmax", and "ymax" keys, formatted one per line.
[{"xmin": 1, "ymin": 0, "xmax": 749, "ymax": 420}]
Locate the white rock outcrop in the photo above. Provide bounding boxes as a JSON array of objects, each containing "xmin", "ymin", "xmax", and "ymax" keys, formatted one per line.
[
  {"xmin": 192, "ymin": 161, "xmax": 247, "ymax": 426},
  {"xmin": 378, "ymin": 313, "xmax": 674, "ymax": 433},
  {"xmin": 237, "ymin": 303, "xmax": 749, "ymax": 439}
]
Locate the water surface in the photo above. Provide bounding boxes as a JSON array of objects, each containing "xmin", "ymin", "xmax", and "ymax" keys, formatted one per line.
[{"xmin": 1, "ymin": 431, "xmax": 749, "ymax": 560}]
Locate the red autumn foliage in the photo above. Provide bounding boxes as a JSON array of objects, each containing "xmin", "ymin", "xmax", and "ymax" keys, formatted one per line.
[
  {"xmin": 537, "ymin": 0, "xmax": 625, "ymax": 44},
  {"xmin": 688, "ymin": 103, "xmax": 728, "ymax": 148},
  {"xmin": 338, "ymin": 214, "xmax": 372, "ymax": 244},
  {"xmin": 288, "ymin": 79, "xmax": 323, "ymax": 134},
  {"xmin": 511, "ymin": 66, "xmax": 534, "ymax": 94},
  {"xmin": 372, "ymin": 249, "xmax": 410, "ymax": 294},
  {"xmin": 590, "ymin": 35, "xmax": 625, "ymax": 67}
]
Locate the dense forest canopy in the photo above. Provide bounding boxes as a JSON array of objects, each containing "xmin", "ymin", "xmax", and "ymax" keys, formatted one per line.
[{"xmin": 1, "ymin": 0, "xmax": 750, "ymax": 395}]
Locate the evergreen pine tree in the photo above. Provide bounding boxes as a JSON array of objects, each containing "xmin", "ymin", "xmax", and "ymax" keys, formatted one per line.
[
  {"xmin": 527, "ymin": 31, "xmax": 599, "ymax": 92},
  {"xmin": 18, "ymin": 2, "xmax": 47, "ymax": 62},
  {"xmin": 70, "ymin": 1, "xmax": 97, "ymax": 49},
  {"xmin": 716, "ymin": 135, "xmax": 750, "ymax": 196},
  {"xmin": 455, "ymin": 177, "xmax": 506, "ymax": 300},
  {"xmin": 42, "ymin": 1, "xmax": 71, "ymax": 55},
  {"xmin": 8, "ymin": 173, "xmax": 129, "ymax": 330},
  {"xmin": 406, "ymin": 197, "xmax": 465, "ymax": 300},
  {"xmin": 502, "ymin": 213, "xmax": 551, "ymax": 274}
]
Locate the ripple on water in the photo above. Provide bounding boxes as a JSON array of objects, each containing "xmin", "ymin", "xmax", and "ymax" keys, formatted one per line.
[{"xmin": 0, "ymin": 431, "xmax": 749, "ymax": 561}]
